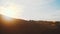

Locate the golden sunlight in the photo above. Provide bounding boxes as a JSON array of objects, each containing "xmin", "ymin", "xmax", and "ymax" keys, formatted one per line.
[
  {"xmin": 0, "ymin": 3, "xmax": 23, "ymax": 19},
  {"xmin": 0, "ymin": 3, "xmax": 23, "ymax": 25},
  {"xmin": 0, "ymin": 14, "xmax": 18, "ymax": 26}
]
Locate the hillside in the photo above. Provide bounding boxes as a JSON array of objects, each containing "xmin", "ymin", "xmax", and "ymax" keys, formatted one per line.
[{"xmin": 0, "ymin": 15, "xmax": 60, "ymax": 34}]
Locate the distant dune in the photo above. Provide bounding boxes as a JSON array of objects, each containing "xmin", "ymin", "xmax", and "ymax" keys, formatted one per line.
[{"xmin": 0, "ymin": 14, "xmax": 60, "ymax": 34}]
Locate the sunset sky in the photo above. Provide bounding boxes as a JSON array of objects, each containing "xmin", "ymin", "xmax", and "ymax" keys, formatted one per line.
[{"xmin": 0, "ymin": 0, "xmax": 60, "ymax": 21}]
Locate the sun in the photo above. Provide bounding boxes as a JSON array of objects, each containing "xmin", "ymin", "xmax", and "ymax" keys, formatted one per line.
[{"xmin": 0, "ymin": 4, "xmax": 23, "ymax": 19}]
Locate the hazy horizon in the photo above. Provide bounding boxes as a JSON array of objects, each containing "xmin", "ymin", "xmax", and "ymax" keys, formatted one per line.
[{"xmin": 0, "ymin": 0, "xmax": 60, "ymax": 21}]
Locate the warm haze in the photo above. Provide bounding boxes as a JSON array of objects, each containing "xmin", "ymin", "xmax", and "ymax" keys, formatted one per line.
[
  {"xmin": 0, "ymin": 0, "xmax": 60, "ymax": 21},
  {"xmin": 0, "ymin": 0, "xmax": 60, "ymax": 34}
]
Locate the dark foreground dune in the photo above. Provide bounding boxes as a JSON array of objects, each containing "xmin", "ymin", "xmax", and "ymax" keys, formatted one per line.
[{"xmin": 0, "ymin": 15, "xmax": 60, "ymax": 34}]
